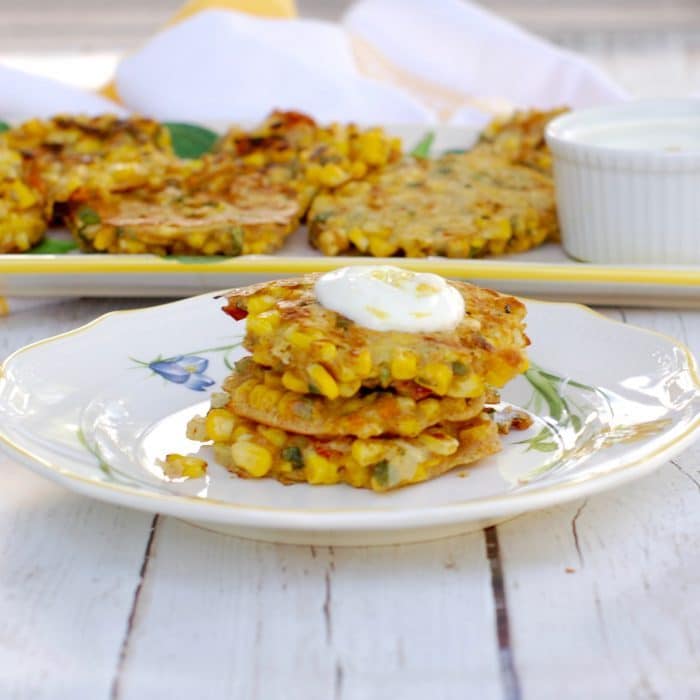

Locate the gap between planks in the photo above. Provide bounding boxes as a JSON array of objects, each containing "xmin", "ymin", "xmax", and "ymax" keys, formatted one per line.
[
  {"xmin": 484, "ymin": 526, "xmax": 522, "ymax": 700},
  {"xmin": 110, "ymin": 514, "xmax": 160, "ymax": 700},
  {"xmin": 478, "ymin": 304, "xmax": 627, "ymax": 700}
]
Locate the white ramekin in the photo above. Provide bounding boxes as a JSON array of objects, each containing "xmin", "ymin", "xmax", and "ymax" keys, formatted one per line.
[{"xmin": 545, "ymin": 99, "xmax": 700, "ymax": 264}]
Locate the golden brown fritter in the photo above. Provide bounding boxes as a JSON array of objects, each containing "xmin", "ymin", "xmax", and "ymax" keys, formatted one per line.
[
  {"xmin": 221, "ymin": 274, "xmax": 529, "ymax": 399},
  {"xmin": 214, "ymin": 110, "xmax": 402, "ymax": 213},
  {"xmin": 64, "ymin": 180, "xmax": 300, "ymax": 256},
  {"xmin": 221, "ymin": 357, "xmax": 485, "ymax": 439},
  {"xmin": 0, "ymin": 114, "xmax": 177, "ymax": 212},
  {"xmin": 473, "ymin": 107, "xmax": 568, "ymax": 174},
  {"xmin": 187, "ymin": 408, "xmax": 500, "ymax": 491},
  {"xmin": 0, "ymin": 146, "xmax": 46, "ymax": 253},
  {"xmin": 307, "ymin": 151, "xmax": 558, "ymax": 258}
]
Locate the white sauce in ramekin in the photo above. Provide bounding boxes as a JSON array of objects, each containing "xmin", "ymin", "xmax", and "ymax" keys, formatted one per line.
[
  {"xmin": 570, "ymin": 118, "xmax": 700, "ymax": 152},
  {"xmin": 314, "ymin": 266, "xmax": 464, "ymax": 332}
]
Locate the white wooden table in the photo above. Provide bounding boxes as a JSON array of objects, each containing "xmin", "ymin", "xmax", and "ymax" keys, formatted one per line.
[{"xmin": 1, "ymin": 297, "xmax": 699, "ymax": 699}]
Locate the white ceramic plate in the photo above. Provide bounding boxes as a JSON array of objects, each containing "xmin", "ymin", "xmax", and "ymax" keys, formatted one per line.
[
  {"xmin": 1, "ymin": 124, "xmax": 699, "ymax": 307},
  {"xmin": 0, "ymin": 292, "xmax": 698, "ymax": 545}
]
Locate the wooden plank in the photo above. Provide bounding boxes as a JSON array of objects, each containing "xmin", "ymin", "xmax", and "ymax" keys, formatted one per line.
[
  {"xmin": 496, "ymin": 309, "xmax": 700, "ymax": 698},
  {"xmin": 0, "ymin": 458, "xmax": 152, "ymax": 699},
  {"xmin": 115, "ymin": 518, "xmax": 502, "ymax": 700},
  {"xmin": 0, "ymin": 298, "xmax": 161, "ymax": 699}
]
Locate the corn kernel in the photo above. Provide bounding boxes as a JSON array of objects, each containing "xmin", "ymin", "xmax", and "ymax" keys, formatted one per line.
[
  {"xmin": 205, "ymin": 408, "xmax": 236, "ymax": 442},
  {"xmin": 307, "ymin": 363, "xmax": 339, "ymax": 399},
  {"xmin": 231, "ymin": 441, "xmax": 272, "ymax": 477},
  {"xmin": 242, "ymin": 152, "xmax": 266, "ymax": 168},
  {"xmin": 417, "ymin": 398, "xmax": 441, "ymax": 421},
  {"xmin": 233, "ymin": 378, "xmax": 258, "ymax": 403},
  {"xmin": 10, "ymin": 181, "xmax": 38, "ymax": 208},
  {"xmin": 248, "ymin": 384, "xmax": 269, "ymax": 409},
  {"xmin": 210, "ymin": 391, "xmax": 230, "ymax": 408},
  {"xmin": 252, "ymin": 347, "xmax": 274, "ymax": 365},
  {"xmin": 247, "ymin": 294, "xmax": 276, "ymax": 315},
  {"xmin": 119, "ymin": 238, "xmax": 147, "ymax": 254},
  {"xmin": 186, "ymin": 416, "xmax": 208, "ymax": 441},
  {"xmin": 305, "ymin": 162, "xmax": 324, "ymax": 184},
  {"xmin": 282, "ymin": 371, "xmax": 309, "ymax": 394},
  {"xmin": 351, "ymin": 439, "xmax": 385, "ymax": 467},
  {"xmin": 260, "ymin": 388, "xmax": 283, "ymax": 411},
  {"xmin": 348, "ymin": 227, "xmax": 369, "ymax": 252},
  {"xmin": 344, "ymin": 458, "xmax": 368, "ymax": 488},
  {"xmin": 257, "ymin": 425, "xmax": 287, "ymax": 447},
  {"xmin": 356, "ymin": 131, "xmax": 388, "ymax": 165},
  {"xmin": 350, "ymin": 161, "xmax": 367, "ymax": 178},
  {"xmin": 212, "ymin": 442, "xmax": 233, "ymax": 468},
  {"xmin": 163, "ymin": 453, "xmax": 207, "ymax": 479},
  {"xmin": 246, "ymin": 310, "xmax": 280, "ymax": 336},
  {"xmin": 311, "ymin": 340, "xmax": 337, "ymax": 362},
  {"xmin": 288, "ymin": 330, "xmax": 313, "ymax": 350},
  {"xmin": 368, "ymin": 237, "xmax": 397, "ymax": 257},
  {"xmin": 353, "ymin": 349, "xmax": 372, "ymax": 378},
  {"xmin": 488, "ymin": 218, "xmax": 512, "ymax": 241},
  {"xmin": 186, "ymin": 231, "xmax": 207, "ymax": 249},
  {"xmin": 202, "ymin": 240, "xmax": 224, "ymax": 255},
  {"xmin": 336, "ymin": 365, "xmax": 356, "ymax": 382},
  {"xmin": 418, "ymin": 363, "xmax": 453, "ymax": 395},
  {"xmin": 411, "ymin": 463, "xmax": 429, "ymax": 483},
  {"xmin": 305, "ymin": 451, "xmax": 339, "ymax": 484},
  {"xmin": 93, "ymin": 228, "xmax": 116, "ymax": 251},
  {"xmin": 319, "ymin": 163, "xmax": 349, "ymax": 188},
  {"xmin": 447, "ymin": 374, "xmax": 484, "ymax": 398},
  {"xmin": 418, "ymin": 432, "xmax": 459, "ymax": 455},
  {"xmin": 390, "ymin": 349, "xmax": 418, "ymax": 380},
  {"xmin": 232, "ymin": 425, "xmax": 251, "ymax": 440},
  {"xmin": 338, "ymin": 379, "xmax": 361, "ymax": 398},
  {"xmin": 488, "ymin": 239, "xmax": 507, "ymax": 255},
  {"xmin": 397, "ymin": 417, "xmax": 421, "ymax": 436}
]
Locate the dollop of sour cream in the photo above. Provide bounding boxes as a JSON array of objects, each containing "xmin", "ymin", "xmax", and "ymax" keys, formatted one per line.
[{"xmin": 314, "ymin": 266, "xmax": 465, "ymax": 332}]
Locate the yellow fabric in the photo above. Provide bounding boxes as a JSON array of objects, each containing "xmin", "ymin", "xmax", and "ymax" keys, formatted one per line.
[
  {"xmin": 100, "ymin": 0, "xmax": 297, "ymax": 103},
  {"xmin": 170, "ymin": 0, "xmax": 296, "ymax": 23}
]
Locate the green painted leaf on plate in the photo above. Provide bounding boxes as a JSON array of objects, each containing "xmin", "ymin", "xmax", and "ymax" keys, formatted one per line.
[
  {"xmin": 164, "ymin": 122, "xmax": 218, "ymax": 159},
  {"xmin": 27, "ymin": 238, "xmax": 79, "ymax": 254}
]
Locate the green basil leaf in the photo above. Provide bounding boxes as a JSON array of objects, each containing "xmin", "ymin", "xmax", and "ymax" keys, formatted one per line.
[
  {"xmin": 410, "ymin": 130, "xmax": 435, "ymax": 159},
  {"xmin": 164, "ymin": 122, "xmax": 218, "ymax": 159},
  {"xmin": 0, "ymin": 121, "xmax": 9, "ymax": 134},
  {"xmin": 27, "ymin": 237, "xmax": 79, "ymax": 254}
]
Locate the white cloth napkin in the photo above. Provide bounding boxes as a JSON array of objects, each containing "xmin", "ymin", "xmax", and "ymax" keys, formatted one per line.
[
  {"xmin": 113, "ymin": 0, "xmax": 625, "ymax": 126},
  {"xmin": 115, "ymin": 9, "xmax": 433, "ymax": 123},
  {"xmin": 345, "ymin": 0, "xmax": 626, "ymax": 126},
  {"xmin": 0, "ymin": 64, "xmax": 125, "ymax": 121},
  {"xmin": 0, "ymin": 0, "xmax": 626, "ymax": 124}
]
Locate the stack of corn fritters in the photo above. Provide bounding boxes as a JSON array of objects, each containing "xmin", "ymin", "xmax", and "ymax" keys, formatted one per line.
[{"xmin": 186, "ymin": 273, "xmax": 530, "ymax": 492}]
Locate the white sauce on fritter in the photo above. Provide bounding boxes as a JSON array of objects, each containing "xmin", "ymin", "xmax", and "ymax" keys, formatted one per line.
[{"xmin": 314, "ymin": 266, "xmax": 465, "ymax": 332}]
